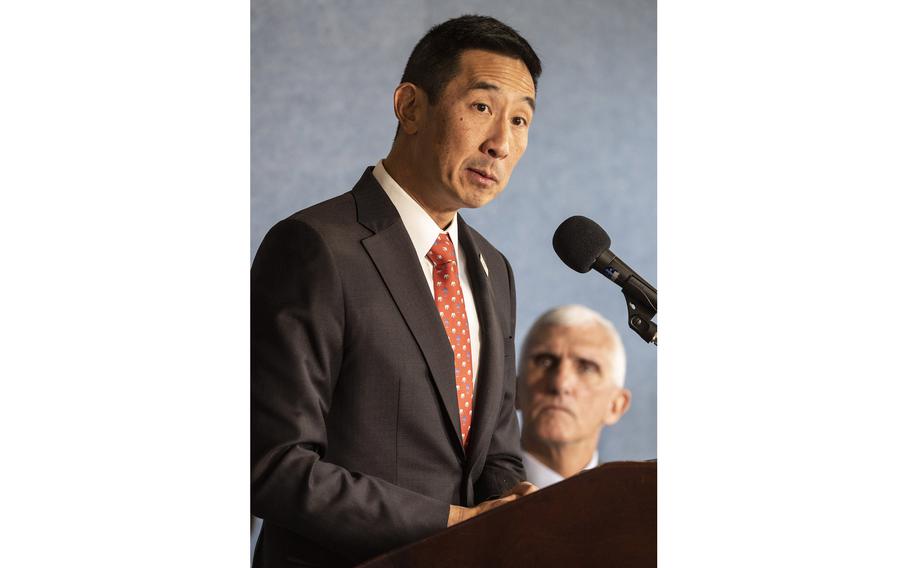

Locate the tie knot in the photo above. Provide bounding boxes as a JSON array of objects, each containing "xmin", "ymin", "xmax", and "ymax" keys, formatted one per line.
[{"xmin": 427, "ymin": 233, "xmax": 457, "ymax": 267}]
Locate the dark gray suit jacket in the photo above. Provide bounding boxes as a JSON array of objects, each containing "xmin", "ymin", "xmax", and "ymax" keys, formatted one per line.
[{"xmin": 251, "ymin": 168, "xmax": 525, "ymax": 567}]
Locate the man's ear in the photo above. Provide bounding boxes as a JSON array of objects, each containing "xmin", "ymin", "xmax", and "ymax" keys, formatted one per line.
[
  {"xmin": 602, "ymin": 388, "xmax": 631, "ymax": 426},
  {"xmin": 393, "ymin": 82, "xmax": 426, "ymax": 135}
]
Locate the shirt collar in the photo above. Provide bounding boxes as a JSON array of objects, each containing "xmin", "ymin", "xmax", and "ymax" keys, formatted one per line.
[
  {"xmin": 521, "ymin": 449, "xmax": 600, "ymax": 489},
  {"xmin": 373, "ymin": 160, "xmax": 459, "ymax": 257}
]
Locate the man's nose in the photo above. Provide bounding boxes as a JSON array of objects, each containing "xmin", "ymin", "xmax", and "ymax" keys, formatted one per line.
[
  {"xmin": 481, "ymin": 117, "xmax": 510, "ymax": 159},
  {"xmin": 546, "ymin": 361, "xmax": 576, "ymax": 395}
]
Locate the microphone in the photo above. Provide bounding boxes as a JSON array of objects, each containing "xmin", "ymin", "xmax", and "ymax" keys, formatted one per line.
[{"xmin": 552, "ymin": 215, "xmax": 657, "ymax": 344}]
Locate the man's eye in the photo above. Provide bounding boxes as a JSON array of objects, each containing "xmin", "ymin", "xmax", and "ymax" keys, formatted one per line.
[
  {"xmin": 534, "ymin": 354, "xmax": 555, "ymax": 368},
  {"xmin": 474, "ymin": 103, "xmax": 489, "ymax": 113},
  {"xmin": 511, "ymin": 116, "xmax": 527, "ymax": 127},
  {"xmin": 578, "ymin": 360, "xmax": 599, "ymax": 374}
]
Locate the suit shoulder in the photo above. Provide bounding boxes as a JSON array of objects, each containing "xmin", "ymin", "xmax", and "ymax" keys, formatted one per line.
[
  {"xmin": 284, "ymin": 192, "xmax": 357, "ymax": 232},
  {"xmin": 253, "ymin": 190, "xmax": 367, "ymax": 270},
  {"xmin": 263, "ymin": 190, "xmax": 371, "ymax": 245}
]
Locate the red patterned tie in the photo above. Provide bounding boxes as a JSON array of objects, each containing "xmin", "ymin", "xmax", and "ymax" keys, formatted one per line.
[{"xmin": 427, "ymin": 233, "xmax": 474, "ymax": 447}]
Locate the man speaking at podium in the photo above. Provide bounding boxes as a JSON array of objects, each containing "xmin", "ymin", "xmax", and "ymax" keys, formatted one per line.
[{"xmin": 251, "ymin": 16, "xmax": 540, "ymax": 567}]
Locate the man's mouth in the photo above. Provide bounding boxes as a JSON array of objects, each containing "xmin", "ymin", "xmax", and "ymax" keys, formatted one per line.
[
  {"xmin": 467, "ymin": 168, "xmax": 498, "ymax": 183},
  {"xmin": 538, "ymin": 404, "xmax": 574, "ymax": 417}
]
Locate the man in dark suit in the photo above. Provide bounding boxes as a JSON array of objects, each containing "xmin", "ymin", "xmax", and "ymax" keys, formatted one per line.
[{"xmin": 251, "ymin": 15, "xmax": 542, "ymax": 567}]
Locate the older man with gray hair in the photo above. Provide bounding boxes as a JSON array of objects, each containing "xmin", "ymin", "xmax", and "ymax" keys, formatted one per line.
[{"xmin": 516, "ymin": 305, "xmax": 631, "ymax": 488}]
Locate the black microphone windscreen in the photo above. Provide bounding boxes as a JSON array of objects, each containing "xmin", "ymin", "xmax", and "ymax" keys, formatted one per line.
[{"xmin": 552, "ymin": 216, "xmax": 611, "ymax": 273}]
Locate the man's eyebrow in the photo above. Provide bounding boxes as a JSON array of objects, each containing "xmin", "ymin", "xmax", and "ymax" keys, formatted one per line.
[
  {"xmin": 528, "ymin": 350, "xmax": 557, "ymax": 363},
  {"xmin": 468, "ymin": 81, "xmax": 536, "ymax": 111}
]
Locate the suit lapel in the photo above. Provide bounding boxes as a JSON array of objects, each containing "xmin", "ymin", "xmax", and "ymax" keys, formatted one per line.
[
  {"xmin": 352, "ymin": 169, "xmax": 464, "ymax": 450},
  {"xmin": 458, "ymin": 218, "xmax": 505, "ymax": 472}
]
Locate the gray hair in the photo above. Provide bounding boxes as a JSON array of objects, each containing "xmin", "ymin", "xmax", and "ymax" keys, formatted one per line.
[{"xmin": 519, "ymin": 304, "xmax": 627, "ymax": 387}]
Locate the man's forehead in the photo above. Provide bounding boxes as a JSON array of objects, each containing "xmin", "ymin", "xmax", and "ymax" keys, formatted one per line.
[
  {"xmin": 530, "ymin": 324, "xmax": 616, "ymax": 357},
  {"xmin": 453, "ymin": 49, "xmax": 536, "ymax": 101}
]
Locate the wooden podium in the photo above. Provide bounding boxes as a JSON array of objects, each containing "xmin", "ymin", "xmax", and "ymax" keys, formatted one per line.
[{"xmin": 358, "ymin": 460, "xmax": 656, "ymax": 567}]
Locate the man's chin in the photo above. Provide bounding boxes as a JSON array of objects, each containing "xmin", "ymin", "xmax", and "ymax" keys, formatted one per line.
[
  {"xmin": 455, "ymin": 182, "xmax": 503, "ymax": 209},
  {"xmin": 531, "ymin": 418, "xmax": 577, "ymax": 443},
  {"xmin": 461, "ymin": 193, "xmax": 498, "ymax": 209}
]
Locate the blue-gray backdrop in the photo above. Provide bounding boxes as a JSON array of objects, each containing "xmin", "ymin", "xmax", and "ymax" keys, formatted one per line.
[{"xmin": 252, "ymin": 0, "xmax": 655, "ymax": 464}]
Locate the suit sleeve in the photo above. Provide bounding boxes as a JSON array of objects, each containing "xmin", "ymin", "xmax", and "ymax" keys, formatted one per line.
[
  {"xmin": 251, "ymin": 219, "xmax": 449, "ymax": 562},
  {"xmin": 473, "ymin": 254, "xmax": 526, "ymax": 501}
]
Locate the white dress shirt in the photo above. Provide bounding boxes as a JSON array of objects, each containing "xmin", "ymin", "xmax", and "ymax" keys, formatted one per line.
[
  {"xmin": 521, "ymin": 449, "xmax": 600, "ymax": 489},
  {"xmin": 372, "ymin": 160, "xmax": 481, "ymax": 388}
]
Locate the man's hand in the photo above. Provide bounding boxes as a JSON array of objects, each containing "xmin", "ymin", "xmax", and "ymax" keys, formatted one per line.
[
  {"xmin": 447, "ymin": 482, "xmax": 539, "ymax": 527},
  {"xmin": 499, "ymin": 481, "xmax": 538, "ymax": 498}
]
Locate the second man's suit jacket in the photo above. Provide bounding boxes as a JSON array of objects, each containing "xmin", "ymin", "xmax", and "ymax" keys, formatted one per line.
[{"xmin": 251, "ymin": 167, "xmax": 526, "ymax": 567}]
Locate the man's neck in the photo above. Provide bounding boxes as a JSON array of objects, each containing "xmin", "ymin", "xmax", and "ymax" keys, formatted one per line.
[
  {"xmin": 521, "ymin": 432, "xmax": 599, "ymax": 479},
  {"xmin": 383, "ymin": 150, "xmax": 456, "ymax": 229}
]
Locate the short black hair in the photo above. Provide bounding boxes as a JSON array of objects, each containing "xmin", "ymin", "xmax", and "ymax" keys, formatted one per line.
[{"xmin": 400, "ymin": 15, "xmax": 542, "ymax": 105}]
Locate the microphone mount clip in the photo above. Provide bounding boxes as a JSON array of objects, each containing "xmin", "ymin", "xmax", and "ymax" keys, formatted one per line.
[{"xmin": 598, "ymin": 265, "xmax": 658, "ymax": 345}]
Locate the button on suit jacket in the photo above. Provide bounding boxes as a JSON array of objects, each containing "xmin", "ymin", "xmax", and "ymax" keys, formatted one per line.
[{"xmin": 251, "ymin": 168, "xmax": 526, "ymax": 567}]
